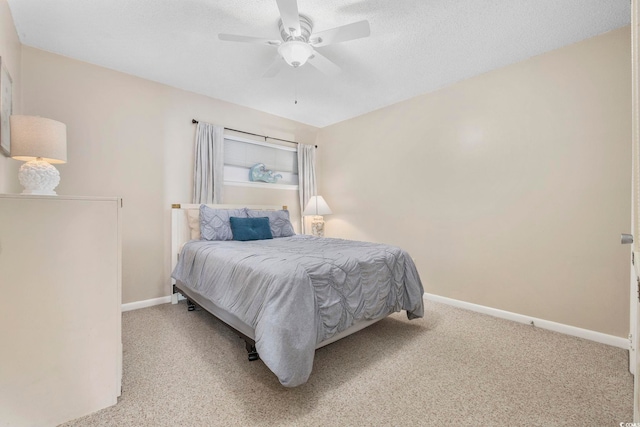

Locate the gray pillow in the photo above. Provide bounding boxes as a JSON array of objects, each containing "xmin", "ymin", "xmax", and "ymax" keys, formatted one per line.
[
  {"xmin": 200, "ymin": 205, "xmax": 247, "ymax": 241},
  {"xmin": 245, "ymin": 209, "xmax": 295, "ymax": 238}
]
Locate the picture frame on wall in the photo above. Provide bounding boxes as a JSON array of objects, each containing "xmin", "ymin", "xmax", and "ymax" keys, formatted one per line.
[{"xmin": 0, "ymin": 56, "xmax": 12, "ymax": 157}]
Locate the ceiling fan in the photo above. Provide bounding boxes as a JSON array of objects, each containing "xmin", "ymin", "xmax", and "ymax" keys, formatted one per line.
[{"xmin": 218, "ymin": 0, "xmax": 371, "ymax": 77}]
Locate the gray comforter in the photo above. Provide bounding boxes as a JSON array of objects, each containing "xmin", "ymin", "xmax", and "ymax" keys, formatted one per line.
[{"xmin": 171, "ymin": 235, "xmax": 424, "ymax": 387}]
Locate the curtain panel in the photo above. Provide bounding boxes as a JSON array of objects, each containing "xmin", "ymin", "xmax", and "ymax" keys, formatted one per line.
[
  {"xmin": 193, "ymin": 122, "xmax": 224, "ymax": 204},
  {"xmin": 297, "ymin": 144, "xmax": 317, "ymax": 234}
]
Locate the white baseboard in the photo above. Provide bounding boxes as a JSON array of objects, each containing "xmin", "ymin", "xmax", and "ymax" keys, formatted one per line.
[
  {"xmin": 424, "ymin": 293, "xmax": 629, "ymax": 350},
  {"xmin": 121, "ymin": 292, "xmax": 629, "ymax": 349},
  {"xmin": 122, "ymin": 296, "xmax": 172, "ymax": 312}
]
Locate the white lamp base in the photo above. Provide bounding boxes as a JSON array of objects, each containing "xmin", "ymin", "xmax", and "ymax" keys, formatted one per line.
[
  {"xmin": 311, "ymin": 215, "xmax": 325, "ymax": 237},
  {"xmin": 18, "ymin": 159, "xmax": 60, "ymax": 196}
]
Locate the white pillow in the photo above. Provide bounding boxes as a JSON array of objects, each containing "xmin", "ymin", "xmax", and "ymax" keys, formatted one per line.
[{"xmin": 186, "ymin": 209, "xmax": 201, "ymax": 240}]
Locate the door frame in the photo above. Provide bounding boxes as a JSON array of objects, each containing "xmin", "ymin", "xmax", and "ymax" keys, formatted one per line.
[{"xmin": 631, "ymin": 0, "xmax": 640, "ymax": 420}]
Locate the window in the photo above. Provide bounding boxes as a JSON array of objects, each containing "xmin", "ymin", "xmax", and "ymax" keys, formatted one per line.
[{"xmin": 223, "ymin": 134, "xmax": 298, "ymax": 189}]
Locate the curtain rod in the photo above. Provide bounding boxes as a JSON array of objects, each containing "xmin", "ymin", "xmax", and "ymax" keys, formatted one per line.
[{"xmin": 192, "ymin": 119, "xmax": 317, "ymax": 148}]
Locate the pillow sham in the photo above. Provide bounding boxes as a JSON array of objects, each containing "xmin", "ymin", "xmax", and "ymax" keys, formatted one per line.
[
  {"xmin": 245, "ymin": 209, "xmax": 295, "ymax": 238},
  {"xmin": 230, "ymin": 217, "xmax": 273, "ymax": 241},
  {"xmin": 200, "ymin": 205, "xmax": 247, "ymax": 241}
]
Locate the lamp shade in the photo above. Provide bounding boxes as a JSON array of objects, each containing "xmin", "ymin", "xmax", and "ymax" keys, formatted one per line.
[
  {"xmin": 278, "ymin": 41, "xmax": 314, "ymax": 68},
  {"xmin": 10, "ymin": 115, "xmax": 67, "ymax": 164},
  {"xmin": 303, "ymin": 196, "xmax": 332, "ymax": 216}
]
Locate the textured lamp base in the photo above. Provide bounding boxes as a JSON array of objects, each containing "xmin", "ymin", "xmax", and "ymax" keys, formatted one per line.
[
  {"xmin": 311, "ymin": 215, "xmax": 325, "ymax": 237},
  {"xmin": 18, "ymin": 159, "xmax": 61, "ymax": 196}
]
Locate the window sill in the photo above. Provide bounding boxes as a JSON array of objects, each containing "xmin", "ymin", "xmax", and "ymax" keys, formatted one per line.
[{"xmin": 224, "ymin": 180, "xmax": 298, "ymax": 191}]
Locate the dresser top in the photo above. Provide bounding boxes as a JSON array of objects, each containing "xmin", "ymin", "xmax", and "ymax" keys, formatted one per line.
[{"xmin": 0, "ymin": 194, "xmax": 120, "ymax": 202}]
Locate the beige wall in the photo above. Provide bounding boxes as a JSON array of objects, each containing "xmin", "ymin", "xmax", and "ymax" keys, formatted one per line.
[
  {"xmin": 317, "ymin": 27, "xmax": 632, "ymax": 338},
  {"xmin": 4, "ymin": 4, "xmax": 632, "ymax": 337},
  {"xmin": 0, "ymin": 0, "xmax": 21, "ymax": 192},
  {"xmin": 19, "ymin": 46, "xmax": 318, "ymax": 303}
]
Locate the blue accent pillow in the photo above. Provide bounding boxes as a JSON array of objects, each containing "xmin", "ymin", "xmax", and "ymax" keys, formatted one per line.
[{"xmin": 230, "ymin": 217, "xmax": 273, "ymax": 241}]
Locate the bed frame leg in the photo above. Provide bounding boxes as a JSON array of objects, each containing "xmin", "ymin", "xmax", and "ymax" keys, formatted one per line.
[
  {"xmin": 245, "ymin": 340, "xmax": 260, "ymax": 361},
  {"xmin": 187, "ymin": 299, "xmax": 195, "ymax": 311}
]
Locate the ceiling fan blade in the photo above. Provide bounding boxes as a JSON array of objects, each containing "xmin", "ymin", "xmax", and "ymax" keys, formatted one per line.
[
  {"xmin": 307, "ymin": 50, "xmax": 341, "ymax": 76},
  {"xmin": 218, "ymin": 33, "xmax": 281, "ymax": 46},
  {"xmin": 276, "ymin": 0, "xmax": 301, "ymax": 37},
  {"xmin": 310, "ymin": 20, "xmax": 371, "ymax": 47},
  {"xmin": 262, "ymin": 56, "xmax": 287, "ymax": 78}
]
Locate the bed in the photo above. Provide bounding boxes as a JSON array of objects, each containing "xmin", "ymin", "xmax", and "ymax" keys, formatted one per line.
[{"xmin": 170, "ymin": 203, "xmax": 424, "ymax": 387}]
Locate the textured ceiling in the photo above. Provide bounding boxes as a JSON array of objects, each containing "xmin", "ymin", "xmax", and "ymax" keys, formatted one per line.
[{"xmin": 6, "ymin": 0, "xmax": 631, "ymax": 128}]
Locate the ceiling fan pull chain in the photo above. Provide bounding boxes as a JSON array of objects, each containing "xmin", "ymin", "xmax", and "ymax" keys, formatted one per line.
[{"xmin": 294, "ymin": 70, "xmax": 298, "ymax": 105}]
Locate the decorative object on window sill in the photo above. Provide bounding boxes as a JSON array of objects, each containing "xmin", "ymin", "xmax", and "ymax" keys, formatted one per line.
[
  {"xmin": 250, "ymin": 163, "xmax": 282, "ymax": 183},
  {"xmin": 303, "ymin": 195, "xmax": 332, "ymax": 237},
  {"xmin": 10, "ymin": 115, "xmax": 67, "ymax": 196}
]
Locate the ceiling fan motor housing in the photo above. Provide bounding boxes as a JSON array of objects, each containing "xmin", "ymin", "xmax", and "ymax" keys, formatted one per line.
[{"xmin": 279, "ymin": 14, "xmax": 313, "ymax": 42}]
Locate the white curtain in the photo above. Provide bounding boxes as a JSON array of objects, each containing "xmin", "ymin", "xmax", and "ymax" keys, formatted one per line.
[
  {"xmin": 297, "ymin": 144, "xmax": 317, "ymax": 234},
  {"xmin": 193, "ymin": 122, "xmax": 224, "ymax": 204}
]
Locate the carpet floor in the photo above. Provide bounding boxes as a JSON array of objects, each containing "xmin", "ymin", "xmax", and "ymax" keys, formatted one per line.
[{"xmin": 62, "ymin": 300, "xmax": 633, "ymax": 426}]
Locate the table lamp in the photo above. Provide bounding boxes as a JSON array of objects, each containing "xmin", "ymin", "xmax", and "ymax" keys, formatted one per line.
[
  {"xmin": 10, "ymin": 115, "xmax": 67, "ymax": 195},
  {"xmin": 303, "ymin": 195, "xmax": 332, "ymax": 237}
]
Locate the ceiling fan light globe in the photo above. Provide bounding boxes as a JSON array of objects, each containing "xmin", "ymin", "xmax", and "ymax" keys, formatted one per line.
[{"xmin": 278, "ymin": 41, "xmax": 313, "ymax": 68}]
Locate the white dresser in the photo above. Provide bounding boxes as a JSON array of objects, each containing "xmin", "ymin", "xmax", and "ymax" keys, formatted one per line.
[{"xmin": 0, "ymin": 194, "xmax": 122, "ymax": 427}]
